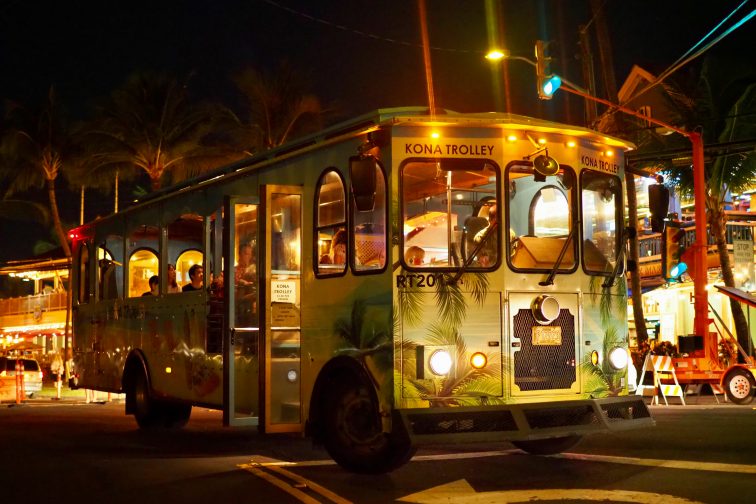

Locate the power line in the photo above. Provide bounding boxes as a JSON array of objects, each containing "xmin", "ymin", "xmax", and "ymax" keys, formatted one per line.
[
  {"xmin": 626, "ymin": 1, "xmax": 756, "ymax": 103},
  {"xmin": 260, "ymin": 0, "xmax": 482, "ymax": 54}
]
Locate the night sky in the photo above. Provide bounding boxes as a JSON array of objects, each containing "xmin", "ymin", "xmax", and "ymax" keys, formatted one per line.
[{"xmin": 0, "ymin": 0, "xmax": 753, "ymax": 261}]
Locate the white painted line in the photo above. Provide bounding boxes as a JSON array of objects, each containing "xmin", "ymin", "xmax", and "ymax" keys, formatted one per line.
[
  {"xmin": 555, "ymin": 452, "xmax": 756, "ymax": 475},
  {"xmin": 239, "ymin": 460, "xmax": 352, "ymax": 504}
]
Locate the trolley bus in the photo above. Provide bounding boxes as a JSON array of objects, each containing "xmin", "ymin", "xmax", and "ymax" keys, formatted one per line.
[{"xmin": 70, "ymin": 107, "xmax": 653, "ymax": 473}]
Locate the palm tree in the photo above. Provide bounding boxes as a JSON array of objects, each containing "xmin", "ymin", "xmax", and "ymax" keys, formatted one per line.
[
  {"xmin": 233, "ymin": 62, "xmax": 325, "ymax": 153},
  {"xmin": 649, "ymin": 59, "xmax": 756, "ymax": 358},
  {"xmin": 0, "ymin": 88, "xmax": 74, "ymax": 257},
  {"xmin": 81, "ymin": 72, "xmax": 240, "ymax": 191}
]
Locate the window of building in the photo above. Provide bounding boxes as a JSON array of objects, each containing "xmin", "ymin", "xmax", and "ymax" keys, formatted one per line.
[{"xmin": 315, "ymin": 169, "xmax": 346, "ymax": 276}]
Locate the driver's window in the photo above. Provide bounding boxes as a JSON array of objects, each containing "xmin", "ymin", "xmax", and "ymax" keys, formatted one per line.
[{"xmin": 401, "ymin": 159, "xmax": 499, "ymax": 269}]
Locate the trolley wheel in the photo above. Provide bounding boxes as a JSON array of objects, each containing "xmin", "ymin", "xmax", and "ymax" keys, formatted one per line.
[
  {"xmin": 724, "ymin": 369, "xmax": 755, "ymax": 405},
  {"xmin": 512, "ymin": 435, "xmax": 583, "ymax": 455},
  {"xmin": 323, "ymin": 379, "xmax": 415, "ymax": 474},
  {"xmin": 161, "ymin": 403, "xmax": 192, "ymax": 429},
  {"xmin": 132, "ymin": 371, "xmax": 163, "ymax": 429}
]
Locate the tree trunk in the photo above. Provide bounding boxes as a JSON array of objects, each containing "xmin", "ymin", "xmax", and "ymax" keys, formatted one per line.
[
  {"xmin": 626, "ymin": 173, "xmax": 649, "ymax": 344},
  {"xmin": 48, "ymin": 178, "xmax": 71, "ymax": 258},
  {"xmin": 709, "ymin": 199, "xmax": 752, "ymax": 361}
]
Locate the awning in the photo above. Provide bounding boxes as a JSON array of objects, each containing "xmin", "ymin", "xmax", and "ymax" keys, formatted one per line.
[{"xmin": 715, "ymin": 285, "xmax": 756, "ymax": 308}]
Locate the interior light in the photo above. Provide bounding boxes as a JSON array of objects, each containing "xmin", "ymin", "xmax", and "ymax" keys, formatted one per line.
[
  {"xmin": 470, "ymin": 352, "xmax": 487, "ymax": 369},
  {"xmin": 428, "ymin": 349, "xmax": 453, "ymax": 376},
  {"xmin": 287, "ymin": 369, "xmax": 298, "ymax": 382},
  {"xmin": 606, "ymin": 150, "xmax": 614, "ymax": 157},
  {"xmin": 165, "ymin": 367, "xmax": 172, "ymax": 374}
]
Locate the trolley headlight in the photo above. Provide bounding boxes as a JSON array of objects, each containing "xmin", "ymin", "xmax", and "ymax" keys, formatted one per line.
[
  {"xmin": 608, "ymin": 347, "xmax": 629, "ymax": 370},
  {"xmin": 429, "ymin": 349, "xmax": 453, "ymax": 376},
  {"xmin": 532, "ymin": 295, "xmax": 560, "ymax": 324},
  {"xmin": 470, "ymin": 352, "xmax": 487, "ymax": 369}
]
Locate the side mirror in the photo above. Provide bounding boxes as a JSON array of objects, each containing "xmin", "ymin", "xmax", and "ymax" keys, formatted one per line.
[
  {"xmin": 350, "ymin": 156, "xmax": 377, "ymax": 212},
  {"xmin": 648, "ymin": 183, "xmax": 670, "ymax": 233}
]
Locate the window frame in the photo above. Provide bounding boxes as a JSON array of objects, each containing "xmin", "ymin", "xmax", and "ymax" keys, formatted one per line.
[
  {"xmin": 505, "ymin": 160, "xmax": 579, "ymax": 275},
  {"xmin": 579, "ymin": 169, "xmax": 624, "ymax": 277},
  {"xmin": 350, "ymin": 158, "xmax": 388, "ymax": 276},
  {"xmin": 314, "ymin": 168, "xmax": 348, "ymax": 279},
  {"xmin": 77, "ymin": 242, "xmax": 91, "ymax": 305},
  {"xmin": 399, "ymin": 157, "xmax": 501, "ymax": 271}
]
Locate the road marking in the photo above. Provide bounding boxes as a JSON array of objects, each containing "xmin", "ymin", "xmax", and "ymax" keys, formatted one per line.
[
  {"xmin": 398, "ymin": 479, "xmax": 704, "ymax": 504},
  {"xmin": 239, "ymin": 459, "xmax": 351, "ymax": 504},
  {"xmin": 554, "ymin": 452, "xmax": 756, "ymax": 474}
]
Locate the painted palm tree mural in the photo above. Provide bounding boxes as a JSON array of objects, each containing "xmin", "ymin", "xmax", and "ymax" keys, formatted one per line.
[
  {"xmin": 583, "ymin": 275, "xmax": 629, "ymax": 396},
  {"xmin": 395, "ymin": 268, "xmax": 503, "ymax": 407}
]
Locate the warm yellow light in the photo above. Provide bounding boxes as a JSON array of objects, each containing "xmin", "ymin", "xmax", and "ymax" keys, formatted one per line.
[
  {"xmin": 538, "ymin": 138, "xmax": 547, "ymax": 145},
  {"xmin": 470, "ymin": 352, "xmax": 487, "ymax": 369},
  {"xmin": 165, "ymin": 367, "xmax": 172, "ymax": 374},
  {"xmin": 431, "ymin": 131, "xmax": 440, "ymax": 139},
  {"xmin": 606, "ymin": 150, "xmax": 614, "ymax": 157},
  {"xmin": 507, "ymin": 134, "xmax": 518, "ymax": 142},
  {"xmin": 485, "ymin": 49, "xmax": 509, "ymax": 61},
  {"xmin": 566, "ymin": 140, "xmax": 577, "ymax": 148}
]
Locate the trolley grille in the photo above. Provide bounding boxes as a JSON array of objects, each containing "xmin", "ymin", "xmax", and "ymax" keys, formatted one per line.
[{"xmin": 513, "ymin": 308, "xmax": 576, "ymax": 391}]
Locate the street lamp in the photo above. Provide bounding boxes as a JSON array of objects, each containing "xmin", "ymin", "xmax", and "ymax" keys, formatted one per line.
[{"xmin": 487, "ymin": 43, "xmax": 710, "ymax": 343}]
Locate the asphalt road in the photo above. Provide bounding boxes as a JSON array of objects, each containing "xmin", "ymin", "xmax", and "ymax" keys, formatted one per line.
[{"xmin": 1, "ymin": 396, "xmax": 754, "ymax": 504}]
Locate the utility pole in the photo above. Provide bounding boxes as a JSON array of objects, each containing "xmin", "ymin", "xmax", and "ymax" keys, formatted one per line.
[
  {"xmin": 578, "ymin": 25, "xmax": 598, "ymax": 125},
  {"xmin": 589, "ymin": 0, "xmax": 648, "ymax": 346}
]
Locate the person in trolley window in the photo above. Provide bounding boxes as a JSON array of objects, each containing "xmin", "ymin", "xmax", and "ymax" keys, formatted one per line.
[
  {"xmin": 474, "ymin": 203, "xmax": 498, "ymax": 267},
  {"xmin": 167, "ymin": 264, "xmax": 181, "ymax": 293},
  {"xmin": 182, "ymin": 264, "xmax": 204, "ymax": 291}
]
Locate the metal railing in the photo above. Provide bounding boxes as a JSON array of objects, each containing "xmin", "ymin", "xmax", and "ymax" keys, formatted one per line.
[{"xmin": 0, "ymin": 291, "xmax": 68, "ymax": 317}]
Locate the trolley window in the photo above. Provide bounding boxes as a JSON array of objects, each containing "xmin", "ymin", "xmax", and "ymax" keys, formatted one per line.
[
  {"xmin": 315, "ymin": 169, "xmax": 347, "ymax": 276},
  {"xmin": 581, "ymin": 170, "xmax": 622, "ymax": 275}
]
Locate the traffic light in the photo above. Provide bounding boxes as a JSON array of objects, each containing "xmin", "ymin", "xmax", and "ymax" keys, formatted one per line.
[
  {"xmin": 648, "ymin": 181, "xmax": 670, "ymax": 232},
  {"xmin": 535, "ymin": 40, "xmax": 561, "ymax": 100},
  {"xmin": 662, "ymin": 222, "xmax": 687, "ymax": 281}
]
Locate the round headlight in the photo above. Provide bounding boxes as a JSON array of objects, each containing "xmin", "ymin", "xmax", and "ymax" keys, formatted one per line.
[
  {"xmin": 287, "ymin": 369, "xmax": 298, "ymax": 383},
  {"xmin": 608, "ymin": 347, "xmax": 629, "ymax": 370},
  {"xmin": 470, "ymin": 352, "xmax": 487, "ymax": 369},
  {"xmin": 532, "ymin": 295, "xmax": 560, "ymax": 324},
  {"xmin": 429, "ymin": 349, "xmax": 453, "ymax": 376}
]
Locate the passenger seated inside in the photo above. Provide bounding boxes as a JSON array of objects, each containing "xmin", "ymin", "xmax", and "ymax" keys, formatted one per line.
[
  {"xmin": 405, "ymin": 245, "xmax": 425, "ymax": 266},
  {"xmin": 473, "ymin": 203, "xmax": 498, "ymax": 267},
  {"xmin": 142, "ymin": 275, "xmax": 159, "ymax": 296},
  {"xmin": 320, "ymin": 228, "xmax": 347, "ymax": 265},
  {"xmin": 167, "ymin": 264, "xmax": 181, "ymax": 293},
  {"xmin": 182, "ymin": 264, "xmax": 204, "ymax": 291}
]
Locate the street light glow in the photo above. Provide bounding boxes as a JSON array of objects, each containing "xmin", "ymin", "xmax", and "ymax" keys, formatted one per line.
[{"xmin": 485, "ymin": 49, "xmax": 509, "ymax": 61}]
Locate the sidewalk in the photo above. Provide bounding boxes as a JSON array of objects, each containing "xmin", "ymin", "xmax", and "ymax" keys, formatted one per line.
[{"xmin": 2, "ymin": 380, "xmax": 123, "ymax": 405}]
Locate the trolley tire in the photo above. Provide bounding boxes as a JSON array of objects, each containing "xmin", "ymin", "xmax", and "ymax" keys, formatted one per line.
[
  {"xmin": 132, "ymin": 371, "xmax": 163, "ymax": 429},
  {"xmin": 512, "ymin": 435, "xmax": 583, "ymax": 455},
  {"xmin": 161, "ymin": 403, "xmax": 192, "ymax": 429},
  {"xmin": 323, "ymin": 379, "xmax": 415, "ymax": 474},
  {"xmin": 724, "ymin": 369, "xmax": 755, "ymax": 405}
]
